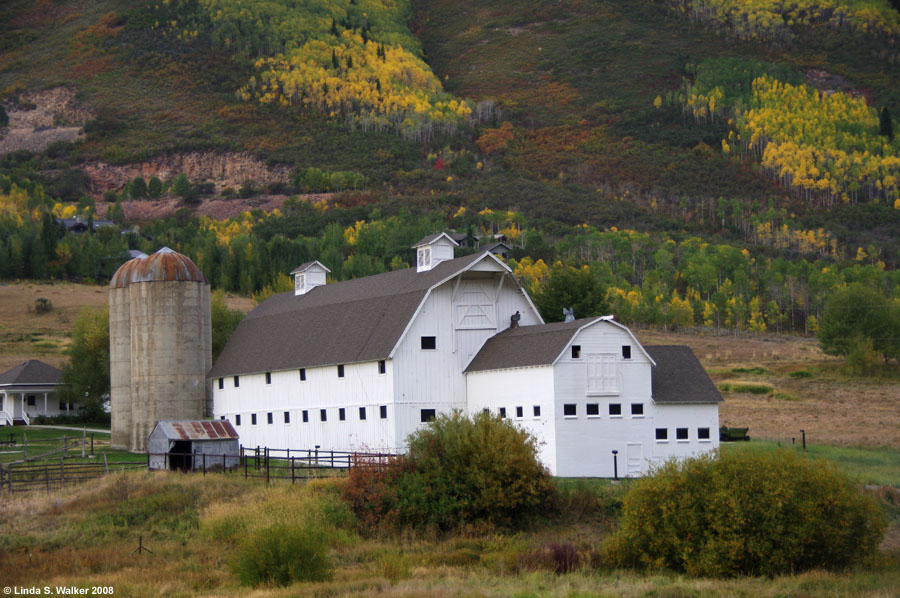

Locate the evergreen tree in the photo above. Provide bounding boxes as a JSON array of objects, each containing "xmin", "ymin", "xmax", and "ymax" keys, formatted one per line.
[
  {"xmin": 332, "ymin": 48, "xmax": 339, "ymax": 70},
  {"xmin": 0, "ymin": 104, "xmax": 8, "ymax": 128},
  {"xmin": 880, "ymin": 107, "xmax": 894, "ymax": 141}
]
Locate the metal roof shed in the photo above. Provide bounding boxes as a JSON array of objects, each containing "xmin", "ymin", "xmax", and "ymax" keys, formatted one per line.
[{"xmin": 148, "ymin": 420, "xmax": 239, "ymax": 471}]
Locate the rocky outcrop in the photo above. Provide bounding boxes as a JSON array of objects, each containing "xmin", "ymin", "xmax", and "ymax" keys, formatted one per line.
[{"xmin": 0, "ymin": 87, "xmax": 93, "ymax": 154}]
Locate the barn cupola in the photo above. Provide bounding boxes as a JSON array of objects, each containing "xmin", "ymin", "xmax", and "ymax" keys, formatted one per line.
[
  {"xmin": 412, "ymin": 232, "xmax": 459, "ymax": 273},
  {"xmin": 291, "ymin": 260, "xmax": 330, "ymax": 296}
]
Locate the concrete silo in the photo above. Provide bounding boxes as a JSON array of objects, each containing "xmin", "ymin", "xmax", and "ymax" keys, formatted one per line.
[{"xmin": 109, "ymin": 247, "xmax": 212, "ymax": 452}]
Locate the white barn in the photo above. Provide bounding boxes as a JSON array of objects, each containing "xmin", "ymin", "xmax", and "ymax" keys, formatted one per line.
[{"xmin": 209, "ymin": 234, "xmax": 721, "ymax": 477}]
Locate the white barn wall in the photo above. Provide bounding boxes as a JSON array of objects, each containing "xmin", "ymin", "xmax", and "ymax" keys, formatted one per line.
[{"xmin": 649, "ymin": 404, "xmax": 720, "ymax": 462}]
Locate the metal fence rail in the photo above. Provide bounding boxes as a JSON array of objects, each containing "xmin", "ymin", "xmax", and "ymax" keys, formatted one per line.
[{"xmin": 1, "ymin": 458, "xmax": 146, "ymax": 493}]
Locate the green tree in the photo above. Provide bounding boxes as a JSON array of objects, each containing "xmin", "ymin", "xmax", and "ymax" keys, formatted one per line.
[
  {"xmin": 818, "ymin": 284, "xmax": 898, "ymax": 363},
  {"xmin": 0, "ymin": 104, "xmax": 8, "ymax": 128},
  {"xmin": 128, "ymin": 177, "xmax": 147, "ymax": 199},
  {"xmin": 532, "ymin": 262, "xmax": 609, "ymax": 322},
  {"xmin": 211, "ymin": 290, "xmax": 245, "ymax": 363},
  {"xmin": 59, "ymin": 307, "xmax": 110, "ymax": 421},
  {"xmin": 880, "ymin": 107, "xmax": 894, "ymax": 141},
  {"xmin": 147, "ymin": 176, "xmax": 163, "ymax": 198},
  {"xmin": 171, "ymin": 173, "xmax": 192, "ymax": 198}
]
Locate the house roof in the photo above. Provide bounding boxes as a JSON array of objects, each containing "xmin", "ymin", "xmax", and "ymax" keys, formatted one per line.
[
  {"xmin": 151, "ymin": 420, "xmax": 239, "ymax": 441},
  {"xmin": 483, "ymin": 241, "xmax": 512, "ymax": 253},
  {"xmin": 465, "ymin": 318, "xmax": 592, "ymax": 372},
  {"xmin": 412, "ymin": 232, "xmax": 459, "ymax": 248},
  {"xmin": 209, "ymin": 252, "xmax": 496, "ymax": 378},
  {"xmin": 291, "ymin": 260, "xmax": 331, "ymax": 275},
  {"xmin": 0, "ymin": 360, "xmax": 63, "ymax": 386},
  {"xmin": 645, "ymin": 346, "xmax": 723, "ymax": 404}
]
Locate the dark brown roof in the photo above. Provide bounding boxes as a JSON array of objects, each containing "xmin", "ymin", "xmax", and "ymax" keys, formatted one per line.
[
  {"xmin": 412, "ymin": 232, "xmax": 458, "ymax": 248},
  {"xmin": 465, "ymin": 318, "xmax": 594, "ymax": 372},
  {"xmin": 645, "ymin": 346, "xmax": 723, "ymax": 404},
  {"xmin": 0, "ymin": 360, "xmax": 63, "ymax": 386},
  {"xmin": 208, "ymin": 253, "xmax": 487, "ymax": 378}
]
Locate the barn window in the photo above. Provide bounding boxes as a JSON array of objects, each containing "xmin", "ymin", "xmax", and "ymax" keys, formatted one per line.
[
  {"xmin": 267, "ymin": 412, "xmax": 273, "ymax": 424},
  {"xmin": 571, "ymin": 345, "xmax": 581, "ymax": 359},
  {"xmin": 421, "ymin": 336, "xmax": 436, "ymax": 350},
  {"xmin": 378, "ymin": 360, "xmax": 386, "ymax": 374},
  {"xmin": 339, "ymin": 408, "xmax": 346, "ymax": 421},
  {"xmin": 299, "ymin": 368, "xmax": 306, "ymax": 381},
  {"xmin": 359, "ymin": 407, "xmax": 367, "ymax": 420},
  {"xmin": 586, "ymin": 403, "xmax": 599, "ymax": 416},
  {"xmin": 302, "ymin": 410, "xmax": 309, "ymax": 423},
  {"xmin": 622, "ymin": 345, "xmax": 631, "ymax": 359},
  {"xmin": 587, "ymin": 354, "xmax": 617, "ymax": 394},
  {"xmin": 220, "ymin": 415, "xmax": 225, "ymax": 420},
  {"xmin": 421, "ymin": 409, "xmax": 436, "ymax": 422},
  {"xmin": 676, "ymin": 428, "xmax": 689, "ymax": 441},
  {"xmin": 631, "ymin": 403, "xmax": 644, "ymax": 416},
  {"xmin": 265, "ymin": 372, "xmax": 272, "ymax": 385},
  {"xmin": 320, "ymin": 409, "xmax": 327, "ymax": 422},
  {"xmin": 564, "ymin": 404, "xmax": 577, "ymax": 417},
  {"xmin": 235, "ymin": 414, "xmax": 241, "ymax": 426},
  {"xmin": 337, "ymin": 364, "xmax": 345, "ymax": 378},
  {"xmin": 533, "ymin": 405, "xmax": 541, "ymax": 417},
  {"xmin": 218, "ymin": 378, "xmax": 223, "ymax": 390},
  {"xmin": 656, "ymin": 428, "xmax": 668, "ymax": 441},
  {"xmin": 234, "ymin": 376, "xmax": 240, "ymax": 388},
  {"xmin": 380, "ymin": 405, "xmax": 387, "ymax": 419},
  {"xmin": 499, "ymin": 407, "xmax": 507, "ymax": 418},
  {"xmin": 251, "ymin": 413, "xmax": 257, "ymax": 425},
  {"xmin": 284, "ymin": 411, "xmax": 290, "ymax": 424},
  {"xmin": 516, "ymin": 406, "xmax": 523, "ymax": 418},
  {"xmin": 609, "ymin": 403, "xmax": 622, "ymax": 417},
  {"xmin": 698, "ymin": 427, "xmax": 711, "ymax": 441}
]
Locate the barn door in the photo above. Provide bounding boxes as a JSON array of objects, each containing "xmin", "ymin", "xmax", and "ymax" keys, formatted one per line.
[{"xmin": 626, "ymin": 442, "xmax": 643, "ymax": 477}]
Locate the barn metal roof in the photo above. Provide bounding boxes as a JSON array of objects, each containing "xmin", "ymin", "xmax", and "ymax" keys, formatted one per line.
[
  {"xmin": 110, "ymin": 247, "xmax": 208, "ymax": 288},
  {"xmin": 151, "ymin": 420, "xmax": 239, "ymax": 440}
]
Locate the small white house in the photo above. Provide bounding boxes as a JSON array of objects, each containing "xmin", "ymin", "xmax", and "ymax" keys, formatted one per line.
[{"xmin": 0, "ymin": 360, "xmax": 75, "ymax": 426}]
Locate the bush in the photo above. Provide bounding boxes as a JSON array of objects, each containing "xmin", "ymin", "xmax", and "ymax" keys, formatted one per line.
[
  {"xmin": 231, "ymin": 522, "xmax": 332, "ymax": 587},
  {"xmin": 147, "ymin": 176, "xmax": 163, "ymax": 198},
  {"xmin": 602, "ymin": 450, "xmax": 886, "ymax": 577},
  {"xmin": 717, "ymin": 381, "xmax": 772, "ymax": 394},
  {"xmin": 34, "ymin": 297, "xmax": 52, "ymax": 313},
  {"xmin": 789, "ymin": 370, "xmax": 813, "ymax": 379}
]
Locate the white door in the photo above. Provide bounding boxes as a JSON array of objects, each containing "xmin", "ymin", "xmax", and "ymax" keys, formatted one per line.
[{"xmin": 627, "ymin": 442, "xmax": 643, "ymax": 477}]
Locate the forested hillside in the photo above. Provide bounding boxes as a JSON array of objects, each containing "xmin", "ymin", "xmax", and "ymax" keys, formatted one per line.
[{"xmin": 1, "ymin": 0, "xmax": 899, "ymax": 338}]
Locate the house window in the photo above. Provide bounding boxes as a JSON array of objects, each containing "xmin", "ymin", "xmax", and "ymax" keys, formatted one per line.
[
  {"xmin": 267, "ymin": 412, "xmax": 273, "ymax": 425},
  {"xmin": 587, "ymin": 354, "xmax": 617, "ymax": 393},
  {"xmin": 421, "ymin": 336, "xmax": 436, "ymax": 350},
  {"xmin": 380, "ymin": 405, "xmax": 387, "ymax": 419},
  {"xmin": 295, "ymin": 273, "xmax": 305, "ymax": 293},
  {"xmin": 235, "ymin": 414, "xmax": 241, "ymax": 426},
  {"xmin": 571, "ymin": 345, "xmax": 581, "ymax": 359},
  {"xmin": 234, "ymin": 376, "xmax": 240, "ymax": 388},
  {"xmin": 622, "ymin": 345, "xmax": 631, "ymax": 359},
  {"xmin": 656, "ymin": 428, "xmax": 668, "ymax": 441},
  {"xmin": 320, "ymin": 409, "xmax": 327, "ymax": 422},
  {"xmin": 26, "ymin": 396, "xmax": 36, "ymax": 407},
  {"xmin": 631, "ymin": 403, "xmax": 644, "ymax": 416},
  {"xmin": 698, "ymin": 427, "xmax": 711, "ymax": 440},
  {"xmin": 417, "ymin": 246, "xmax": 431, "ymax": 269},
  {"xmin": 421, "ymin": 409, "xmax": 436, "ymax": 423},
  {"xmin": 284, "ymin": 411, "xmax": 290, "ymax": 424},
  {"xmin": 516, "ymin": 406, "xmax": 523, "ymax": 418},
  {"xmin": 302, "ymin": 410, "xmax": 309, "ymax": 423},
  {"xmin": 533, "ymin": 405, "xmax": 541, "ymax": 417},
  {"xmin": 218, "ymin": 378, "xmax": 223, "ymax": 390},
  {"xmin": 265, "ymin": 372, "xmax": 272, "ymax": 385},
  {"xmin": 299, "ymin": 368, "xmax": 306, "ymax": 381},
  {"xmin": 609, "ymin": 403, "xmax": 622, "ymax": 417},
  {"xmin": 499, "ymin": 407, "xmax": 507, "ymax": 418},
  {"xmin": 251, "ymin": 413, "xmax": 257, "ymax": 425},
  {"xmin": 337, "ymin": 364, "xmax": 345, "ymax": 378},
  {"xmin": 563, "ymin": 404, "xmax": 577, "ymax": 417},
  {"xmin": 586, "ymin": 403, "xmax": 599, "ymax": 416},
  {"xmin": 359, "ymin": 407, "xmax": 367, "ymax": 420},
  {"xmin": 339, "ymin": 408, "xmax": 346, "ymax": 421},
  {"xmin": 220, "ymin": 416, "xmax": 225, "ymax": 420},
  {"xmin": 378, "ymin": 360, "xmax": 386, "ymax": 374},
  {"xmin": 677, "ymin": 428, "xmax": 689, "ymax": 441}
]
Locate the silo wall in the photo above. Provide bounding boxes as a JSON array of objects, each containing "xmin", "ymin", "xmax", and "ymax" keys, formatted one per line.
[{"xmin": 109, "ymin": 285, "xmax": 132, "ymax": 450}]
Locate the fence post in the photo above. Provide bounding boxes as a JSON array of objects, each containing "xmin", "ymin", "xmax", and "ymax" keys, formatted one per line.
[
  {"xmin": 60, "ymin": 457, "xmax": 65, "ymax": 485},
  {"xmin": 91, "ymin": 433, "xmax": 94, "ymax": 455},
  {"xmin": 291, "ymin": 456, "xmax": 295, "ymax": 484},
  {"xmin": 222, "ymin": 452, "xmax": 226, "ymax": 472},
  {"xmin": 45, "ymin": 466, "xmax": 50, "ymax": 493},
  {"xmin": 244, "ymin": 454, "xmax": 248, "ymax": 478},
  {"xmin": 202, "ymin": 453, "xmax": 206, "ymax": 476},
  {"xmin": 147, "ymin": 452, "xmax": 150, "ymax": 469},
  {"xmin": 330, "ymin": 450, "xmax": 334, "ymax": 468},
  {"xmin": 103, "ymin": 453, "xmax": 109, "ymax": 474},
  {"xmin": 265, "ymin": 447, "xmax": 269, "ymax": 484}
]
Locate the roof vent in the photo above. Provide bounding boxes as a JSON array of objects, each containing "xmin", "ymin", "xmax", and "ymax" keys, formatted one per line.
[
  {"xmin": 411, "ymin": 232, "xmax": 459, "ymax": 273},
  {"xmin": 291, "ymin": 260, "xmax": 330, "ymax": 296}
]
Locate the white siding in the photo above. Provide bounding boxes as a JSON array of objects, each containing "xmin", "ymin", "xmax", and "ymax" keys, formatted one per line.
[{"xmin": 648, "ymin": 403, "xmax": 720, "ymax": 463}]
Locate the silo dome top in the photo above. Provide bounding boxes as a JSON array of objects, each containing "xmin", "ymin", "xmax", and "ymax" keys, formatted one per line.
[{"xmin": 110, "ymin": 247, "xmax": 208, "ymax": 288}]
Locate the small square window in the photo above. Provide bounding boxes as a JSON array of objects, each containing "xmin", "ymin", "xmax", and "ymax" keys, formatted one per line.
[
  {"xmin": 622, "ymin": 345, "xmax": 631, "ymax": 359},
  {"xmin": 698, "ymin": 427, "xmax": 710, "ymax": 440},
  {"xmin": 235, "ymin": 414, "xmax": 241, "ymax": 426},
  {"xmin": 571, "ymin": 345, "xmax": 581, "ymax": 359},
  {"xmin": 339, "ymin": 408, "xmax": 346, "ymax": 421},
  {"xmin": 564, "ymin": 404, "xmax": 577, "ymax": 417},
  {"xmin": 677, "ymin": 428, "xmax": 689, "ymax": 440},
  {"xmin": 218, "ymin": 377, "xmax": 223, "ymax": 390},
  {"xmin": 533, "ymin": 405, "xmax": 541, "ymax": 417},
  {"xmin": 302, "ymin": 410, "xmax": 309, "ymax": 423},
  {"xmin": 516, "ymin": 406, "xmax": 523, "ymax": 418},
  {"xmin": 421, "ymin": 409, "xmax": 436, "ymax": 423},
  {"xmin": 234, "ymin": 375, "xmax": 240, "ymax": 388},
  {"xmin": 499, "ymin": 407, "xmax": 507, "ymax": 418},
  {"xmin": 359, "ymin": 407, "xmax": 367, "ymax": 420},
  {"xmin": 656, "ymin": 428, "xmax": 668, "ymax": 441},
  {"xmin": 380, "ymin": 405, "xmax": 387, "ymax": 419},
  {"xmin": 26, "ymin": 396, "xmax": 35, "ymax": 407},
  {"xmin": 299, "ymin": 368, "xmax": 306, "ymax": 381},
  {"xmin": 220, "ymin": 415, "xmax": 225, "ymax": 421},
  {"xmin": 586, "ymin": 403, "xmax": 599, "ymax": 416},
  {"xmin": 609, "ymin": 403, "xmax": 622, "ymax": 416},
  {"xmin": 265, "ymin": 372, "xmax": 272, "ymax": 385},
  {"xmin": 378, "ymin": 360, "xmax": 386, "ymax": 374},
  {"xmin": 251, "ymin": 413, "xmax": 257, "ymax": 425},
  {"xmin": 421, "ymin": 336, "xmax": 436, "ymax": 350},
  {"xmin": 267, "ymin": 412, "xmax": 273, "ymax": 425},
  {"xmin": 284, "ymin": 411, "xmax": 290, "ymax": 424},
  {"xmin": 631, "ymin": 403, "xmax": 644, "ymax": 416},
  {"xmin": 320, "ymin": 409, "xmax": 327, "ymax": 422},
  {"xmin": 337, "ymin": 364, "xmax": 345, "ymax": 378}
]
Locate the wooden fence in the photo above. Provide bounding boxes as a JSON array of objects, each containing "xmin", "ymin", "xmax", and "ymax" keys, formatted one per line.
[{"xmin": 0, "ymin": 456, "xmax": 146, "ymax": 494}]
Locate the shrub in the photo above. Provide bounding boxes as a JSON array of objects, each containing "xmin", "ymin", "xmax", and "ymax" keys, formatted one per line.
[
  {"xmin": 34, "ymin": 297, "xmax": 52, "ymax": 313},
  {"xmin": 602, "ymin": 450, "xmax": 886, "ymax": 577},
  {"xmin": 147, "ymin": 176, "xmax": 163, "ymax": 198},
  {"xmin": 519, "ymin": 542, "xmax": 581, "ymax": 574},
  {"xmin": 231, "ymin": 522, "xmax": 332, "ymax": 587},
  {"xmin": 717, "ymin": 381, "xmax": 772, "ymax": 394},
  {"xmin": 730, "ymin": 366, "xmax": 768, "ymax": 375},
  {"xmin": 789, "ymin": 370, "xmax": 813, "ymax": 379}
]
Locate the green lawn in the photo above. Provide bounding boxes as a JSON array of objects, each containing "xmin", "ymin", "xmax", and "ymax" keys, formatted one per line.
[{"xmin": 0, "ymin": 425, "xmax": 140, "ymax": 466}]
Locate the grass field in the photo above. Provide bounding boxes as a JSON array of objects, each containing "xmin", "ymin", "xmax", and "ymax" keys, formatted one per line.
[{"xmin": 0, "ymin": 425, "xmax": 140, "ymax": 466}]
